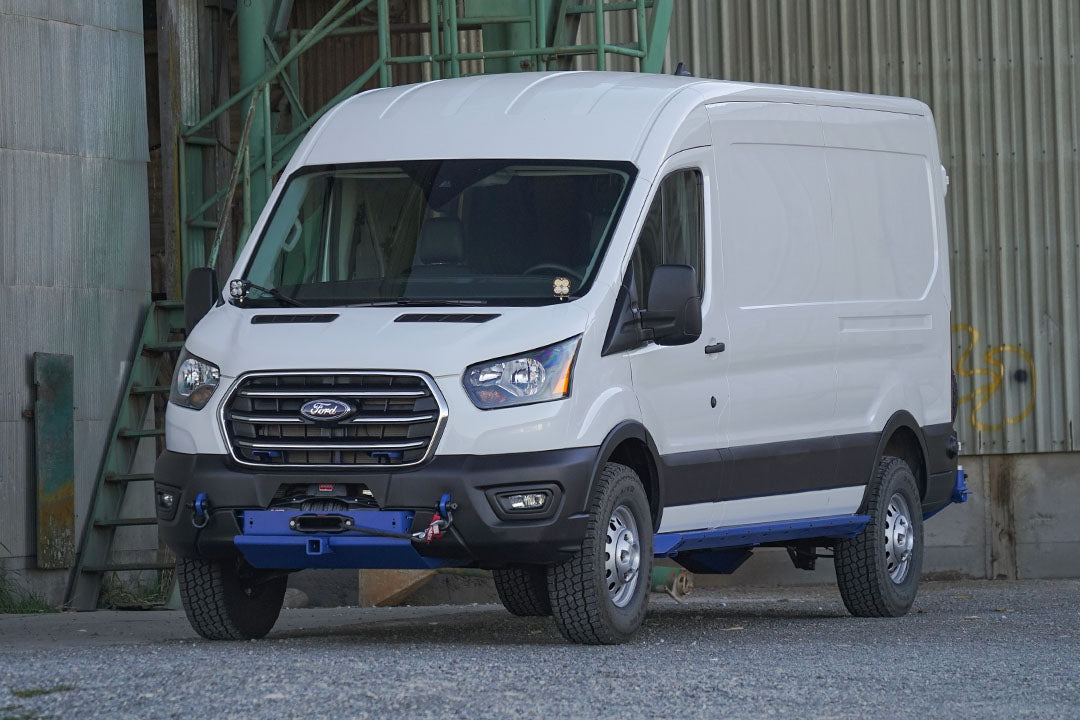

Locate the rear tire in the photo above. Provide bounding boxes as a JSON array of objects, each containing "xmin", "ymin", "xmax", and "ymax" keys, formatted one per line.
[
  {"xmin": 547, "ymin": 462, "xmax": 652, "ymax": 644},
  {"xmin": 177, "ymin": 556, "xmax": 287, "ymax": 640},
  {"xmin": 492, "ymin": 565, "xmax": 552, "ymax": 616},
  {"xmin": 834, "ymin": 456, "xmax": 923, "ymax": 617}
]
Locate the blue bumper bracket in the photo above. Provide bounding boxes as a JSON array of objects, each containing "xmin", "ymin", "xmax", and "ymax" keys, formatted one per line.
[{"xmin": 233, "ymin": 509, "xmax": 462, "ymax": 570}]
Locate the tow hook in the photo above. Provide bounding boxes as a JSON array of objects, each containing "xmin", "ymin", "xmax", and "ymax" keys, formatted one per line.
[
  {"xmin": 413, "ymin": 493, "xmax": 456, "ymax": 544},
  {"xmin": 191, "ymin": 492, "xmax": 210, "ymax": 528}
]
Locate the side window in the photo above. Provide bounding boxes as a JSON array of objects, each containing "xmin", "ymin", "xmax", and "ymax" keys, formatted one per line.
[{"xmin": 631, "ymin": 168, "xmax": 704, "ymax": 303}]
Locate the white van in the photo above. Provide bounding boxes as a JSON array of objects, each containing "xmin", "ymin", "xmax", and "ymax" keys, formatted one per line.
[{"xmin": 157, "ymin": 71, "xmax": 964, "ymax": 645}]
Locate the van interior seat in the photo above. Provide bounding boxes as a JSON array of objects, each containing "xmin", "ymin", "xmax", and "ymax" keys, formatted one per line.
[{"xmin": 412, "ymin": 217, "xmax": 467, "ymax": 274}]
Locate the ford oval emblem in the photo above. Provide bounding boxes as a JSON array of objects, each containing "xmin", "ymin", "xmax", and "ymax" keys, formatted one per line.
[{"xmin": 299, "ymin": 398, "xmax": 354, "ymax": 422}]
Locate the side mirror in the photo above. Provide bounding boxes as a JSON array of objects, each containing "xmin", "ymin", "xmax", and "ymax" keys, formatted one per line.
[
  {"xmin": 185, "ymin": 267, "xmax": 219, "ymax": 334},
  {"xmin": 641, "ymin": 264, "xmax": 701, "ymax": 346}
]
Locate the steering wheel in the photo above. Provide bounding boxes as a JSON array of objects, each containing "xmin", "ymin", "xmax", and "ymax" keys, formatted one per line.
[{"xmin": 522, "ymin": 263, "xmax": 583, "ymax": 285}]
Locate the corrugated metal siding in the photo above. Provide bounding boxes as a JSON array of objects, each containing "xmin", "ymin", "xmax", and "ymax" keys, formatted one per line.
[
  {"xmin": 596, "ymin": 0, "xmax": 1079, "ymax": 454},
  {"xmin": 0, "ymin": 1, "xmax": 151, "ymax": 561}
]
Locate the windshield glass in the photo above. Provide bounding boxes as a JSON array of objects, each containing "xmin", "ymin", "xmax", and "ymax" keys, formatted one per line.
[{"xmin": 241, "ymin": 160, "xmax": 635, "ymax": 306}]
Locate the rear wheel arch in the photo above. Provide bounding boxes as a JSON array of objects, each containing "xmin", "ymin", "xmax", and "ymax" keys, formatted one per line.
[
  {"xmin": 864, "ymin": 411, "xmax": 930, "ymax": 508},
  {"xmin": 593, "ymin": 422, "xmax": 663, "ymax": 531}
]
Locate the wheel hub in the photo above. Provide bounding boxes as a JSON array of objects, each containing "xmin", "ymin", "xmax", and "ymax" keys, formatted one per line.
[
  {"xmin": 605, "ymin": 505, "xmax": 640, "ymax": 607},
  {"xmin": 884, "ymin": 493, "xmax": 915, "ymax": 584}
]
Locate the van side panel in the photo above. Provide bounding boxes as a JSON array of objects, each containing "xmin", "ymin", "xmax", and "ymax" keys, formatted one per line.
[
  {"xmin": 819, "ymin": 105, "xmax": 952, "ymax": 433},
  {"xmin": 707, "ymin": 102, "xmax": 841, "ymax": 450},
  {"xmin": 657, "ymin": 101, "xmax": 953, "ymax": 534}
]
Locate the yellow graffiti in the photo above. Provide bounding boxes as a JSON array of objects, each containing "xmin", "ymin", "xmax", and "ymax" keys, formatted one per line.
[{"xmin": 952, "ymin": 324, "xmax": 1036, "ymax": 432}]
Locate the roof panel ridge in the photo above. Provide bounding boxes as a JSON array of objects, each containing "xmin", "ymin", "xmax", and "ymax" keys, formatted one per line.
[
  {"xmin": 378, "ymin": 80, "xmax": 445, "ymax": 120},
  {"xmin": 504, "ymin": 71, "xmax": 582, "ymax": 115}
]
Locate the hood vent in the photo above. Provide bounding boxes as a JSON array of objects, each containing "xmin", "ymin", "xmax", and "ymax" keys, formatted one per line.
[
  {"xmin": 394, "ymin": 313, "xmax": 500, "ymax": 323},
  {"xmin": 251, "ymin": 314, "xmax": 339, "ymax": 324}
]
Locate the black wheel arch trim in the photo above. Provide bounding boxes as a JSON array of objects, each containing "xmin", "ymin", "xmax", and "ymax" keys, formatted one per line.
[
  {"xmin": 591, "ymin": 421, "xmax": 665, "ymax": 532},
  {"xmin": 860, "ymin": 410, "xmax": 932, "ymax": 512}
]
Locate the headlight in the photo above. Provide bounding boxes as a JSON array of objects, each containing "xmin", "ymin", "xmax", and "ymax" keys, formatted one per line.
[
  {"xmin": 170, "ymin": 351, "xmax": 220, "ymax": 410},
  {"xmin": 463, "ymin": 336, "xmax": 580, "ymax": 409}
]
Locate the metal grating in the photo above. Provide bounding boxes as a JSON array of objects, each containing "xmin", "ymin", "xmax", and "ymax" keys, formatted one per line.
[{"xmin": 221, "ymin": 371, "xmax": 447, "ymax": 468}]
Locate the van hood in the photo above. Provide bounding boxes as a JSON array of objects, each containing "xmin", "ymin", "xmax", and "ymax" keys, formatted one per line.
[{"xmin": 184, "ymin": 302, "xmax": 592, "ymax": 379}]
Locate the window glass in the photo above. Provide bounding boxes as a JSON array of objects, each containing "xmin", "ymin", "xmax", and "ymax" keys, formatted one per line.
[
  {"xmin": 631, "ymin": 169, "xmax": 704, "ymax": 302},
  {"xmin": 241, "ymin": 160, "xmax": 635, "ymax": 307}
]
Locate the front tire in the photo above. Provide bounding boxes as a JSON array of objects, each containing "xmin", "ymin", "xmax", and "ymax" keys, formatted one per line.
[
  {"xmin": 834, "ymin": 456, "xmax": 924, "ymax": 617},
  {"xmin": 177, "ymin": 556, "xmax": 287, "ymax": 640},
  {"xmin": 492, "ymin": 565, "xmax": 551, "ymax": 616},
  {"xmin": 548, "ymin": 462, "xmax": 653, "ymax": 644}
]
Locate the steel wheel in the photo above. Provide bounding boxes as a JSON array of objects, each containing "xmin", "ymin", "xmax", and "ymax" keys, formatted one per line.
[
  {"xmin": 605, "ymin": 504, "xmax": 641, "ymax": 608},
  {"xmin": 885, "ymin": 492, "xmax": 915, "ymax": 584}
]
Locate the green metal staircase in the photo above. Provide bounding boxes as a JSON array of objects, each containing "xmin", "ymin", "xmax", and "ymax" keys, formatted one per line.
[{"xmin": 65, "ymin": 301, "xmax": 186, "ymax": 610}]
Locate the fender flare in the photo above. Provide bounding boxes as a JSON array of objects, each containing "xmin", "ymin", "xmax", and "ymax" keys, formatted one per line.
[
  {"xmin": 859, "ymin": 410, "xmax": 931, "ymax": 510},
  {"xmin": 589, "ymin": 421, "xmax": 666, "ymax": 531}
]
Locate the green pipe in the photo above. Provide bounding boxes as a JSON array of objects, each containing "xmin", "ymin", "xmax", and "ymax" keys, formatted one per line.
[
  {"xmin": 650, "ymin": 565, "xmax": 692, "ymax": 598},
  {"xmin": 238, "ymin": 0, "xmax": 272, "ymax": 218},
  {"xmin": 641, "ymin": 0, "xmax": 672, "ymax": 73},
  {"xmin": 262, "ymin": 84, "xmax": 272, "ymax": 201},
  {"xmin": 377, "ymin": 0, "xmax": 391, "ymax": 87},
  {"xmin": 635, "ymin": 0, "xmax": 647, "ymax": 65},
  {"xmin": 446, "ymin": 0, "xmax": 460, "ymax": 77},
  {"xmin": 594, "ymin": 0, "xmax": 605, "ymax": 70},
  {"xmin": 429, "ymin": 0, "xmax": 441, "ymax": 79}
]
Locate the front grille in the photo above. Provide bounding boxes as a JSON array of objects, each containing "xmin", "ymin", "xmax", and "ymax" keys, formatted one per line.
[{"xmin": 221, "ymin": 372, "xmax": 446, "ymax": 468}]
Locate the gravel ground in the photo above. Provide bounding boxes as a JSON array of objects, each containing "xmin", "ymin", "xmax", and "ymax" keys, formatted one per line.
[{"xmin": 1, "ymin": 579, "xmax": 1077, "ymax": 719}]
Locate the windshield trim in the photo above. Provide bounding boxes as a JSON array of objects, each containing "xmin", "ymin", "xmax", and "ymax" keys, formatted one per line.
[{"xmin": 235, "ymin": 158, "xmax": 639, "ymax": 308}]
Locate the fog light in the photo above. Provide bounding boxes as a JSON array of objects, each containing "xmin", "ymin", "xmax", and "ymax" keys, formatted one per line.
[
  {"xmin": 508, "ymin": 493, "xmax": 547, "ymax": 509},
  {"xmin": 157, "ymin": 491, "xmax": 175, "ymax": 509},
  {"xmin": 495, "ymin": 490, "xmax": 552, "ymax": 514}
]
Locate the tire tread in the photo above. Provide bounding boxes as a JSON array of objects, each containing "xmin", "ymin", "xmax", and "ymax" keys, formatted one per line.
[
  {"xmin": 492, "ymin": 566, "xmax": 551, "ymax": 616},
  {"xmin": 177, "ymin": 557, "xmax": 284, "ymax": 640},
  {"xmin": 835, "ymin": 456, "xmax": 921, "ymax": 617},
  {"xmin": 548, "ymin": 462, "xmax": 651, "ymax": 645}
]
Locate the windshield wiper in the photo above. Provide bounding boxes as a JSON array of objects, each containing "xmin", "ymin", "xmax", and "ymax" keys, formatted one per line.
[
  {"xmin": 351, "ymin": 299, "xmax": 487, "ymax": 307},
  {"xmin": 229, "ymin": 279, "xmax": 305, "ymax": 307}
]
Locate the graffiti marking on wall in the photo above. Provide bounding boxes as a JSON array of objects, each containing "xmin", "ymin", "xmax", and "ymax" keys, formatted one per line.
[{"xmin": 952, "ymin": 324, "xmax": 1036, "ymax": 432}]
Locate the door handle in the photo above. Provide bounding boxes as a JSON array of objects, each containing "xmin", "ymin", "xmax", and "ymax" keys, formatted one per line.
[{"xmin": 704, "ymin": 342, "xmax": 726, "ymax": 354}]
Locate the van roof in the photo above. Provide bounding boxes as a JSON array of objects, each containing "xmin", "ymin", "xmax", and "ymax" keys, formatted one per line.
[{"xmin": 297, "ymin": 71, "xmax": 930, "ymax": 172}]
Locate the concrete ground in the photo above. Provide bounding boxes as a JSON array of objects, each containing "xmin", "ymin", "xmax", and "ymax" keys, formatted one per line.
[{"xmin": 1, "ymin": 580, "xmax": 1077, "ymax": 719}]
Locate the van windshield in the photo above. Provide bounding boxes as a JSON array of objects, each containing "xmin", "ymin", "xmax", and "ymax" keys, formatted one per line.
[{"xmin": 240, "ymin": 159, "xmax": 635, "ymax": 307}]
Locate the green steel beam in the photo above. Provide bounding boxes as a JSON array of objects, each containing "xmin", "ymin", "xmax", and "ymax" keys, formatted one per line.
[
  {"xmin": 641, "ymin": 0, "xmax": 672, "ymax": 73},
  {"xmin": 237, "ymin": 0, "xmax": 273, "ymax": 220},
  {"xmin": 467, "ymin": 0, "xmax": 536, "ymax": 73}
]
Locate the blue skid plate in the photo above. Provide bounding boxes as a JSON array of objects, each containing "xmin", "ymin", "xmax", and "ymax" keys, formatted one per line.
[
  {"xmin": 654, "ymin": 514, "xmax": 871, "ymax": 558},
  {"xmin": 234, "ymin": 509, "xmax": 461, "ymax": 570}
]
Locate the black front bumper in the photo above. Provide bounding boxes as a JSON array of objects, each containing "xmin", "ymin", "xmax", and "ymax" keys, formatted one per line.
[{"xmin": 154, "ymin": 447, "xmax": 599, "ymax": 567}]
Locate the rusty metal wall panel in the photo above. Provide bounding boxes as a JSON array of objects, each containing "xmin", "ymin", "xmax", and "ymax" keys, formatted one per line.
[
  {"xmin": 645, "ymin": 0, "xmax": 1078, "ymax": 455},
  {"xmin": 32, "ymin": 353, "xmax": 76, "ymax": 569},
  {"xmin": 0, "ymin": 2, "xmax": 151, "ymax": 562}
]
